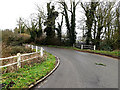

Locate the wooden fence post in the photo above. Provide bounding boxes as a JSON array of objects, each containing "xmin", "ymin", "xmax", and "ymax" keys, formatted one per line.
[
  {"xmin": 73, "ymin": 44, "xmax": 75, "ymax": 47},
  {"xmin": 31, "ymin": 45, "xmax": 33, "ymax": 50},
  {"xmin": 17, "ymin": 53, "xmax": 21, "ymax": 69},
  {"xmin": 40, "ymin": 47, "xmax": 43, "ymax": 57},
  {"xmin": 36, "ymin": 46, "xmax": 38, "ymax": 52},
  {"xmin": 81, "ymin": 45, "xmax": 83, "ymax": 49},
  {"xmin": 94, "ymin": 45, "xmax": 96, "ymax": 50},
  {"xmin": 25, "ymin": 44, "xmax": 27, "ymax": 48}
]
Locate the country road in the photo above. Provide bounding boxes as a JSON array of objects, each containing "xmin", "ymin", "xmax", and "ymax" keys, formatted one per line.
[{"xmin": 34, "ymin": 47, "xmax": 118, "ymax": 88}]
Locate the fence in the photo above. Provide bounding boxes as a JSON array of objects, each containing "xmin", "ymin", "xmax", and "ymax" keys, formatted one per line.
[
  {"xmin": 76, "ymin": 44, "xmax": 96, "ymax": 50},
  {"xmin": 24, "ymin": 44, "xmax": 44, "ymax": 57},
  {"xmin": 81, "ymin": 45, "xmax": 96, "ymax": 50},
  {"xmin": 0, "ymin": 45, "xmax": 44, "ymax": 70}
]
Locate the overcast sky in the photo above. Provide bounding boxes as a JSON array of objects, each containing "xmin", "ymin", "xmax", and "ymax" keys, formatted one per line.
[
  {"xmin": 0, "ymin": 0, "xmax": 51, "ymax": 30},
  {"xmin": 0, "ymin": 0, "xmax": 119, "ymax": 32}
]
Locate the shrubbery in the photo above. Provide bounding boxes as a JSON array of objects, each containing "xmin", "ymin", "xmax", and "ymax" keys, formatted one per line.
[
  {"xmin": 2, "ymin": 30, "xmax": 32, "ymax": 57},
  {"xmin": 2, "ymin": 30, "xmax": 30, "ymax": 46},
  {"xmin": 2, "ymin": 44, "xmax": 32, "ymax": 57}
]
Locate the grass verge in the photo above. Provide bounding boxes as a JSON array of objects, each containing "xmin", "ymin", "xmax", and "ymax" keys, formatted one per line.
[
  {"xmin": 44, "ymin": 45, "xmax": 120, "ymax": 58},
  {"xmin": 2, "ymin": 51, "xmax": 56, "ymax": 89}
]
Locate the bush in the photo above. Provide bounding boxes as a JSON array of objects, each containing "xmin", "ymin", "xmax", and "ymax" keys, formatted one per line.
[
  {"xmin": 2, "ymin": 30, "xmax": 32, "ymax": 57},
  {"xmin": 9, "ymin": 46, "xmax": 32, "ymax": 55},
  {"xmin": 35, "ymin": 36, "xmax": 46, "ymax": 45},
  {"xmin": 2, "ymin": 43, "xmax": 32, "ymax": 57},
  {"xmin": 2, "ymin": 30, "xmax": 30, "ymax": 46},
  {"xmin": 19, "ymin": 33, "xmax": 31, "ymax": 43},
  {"xmin": 44, "ymin": 37, "xmax": 61, "ymax": 45},
  {"xmin": 100, "ymin": 39, "xmax": 113, "ymax": 51}
]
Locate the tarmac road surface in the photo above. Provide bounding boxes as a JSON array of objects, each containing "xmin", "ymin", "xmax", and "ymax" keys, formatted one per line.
[{"xmin": 34, "ymin": 47, "xmax": 118, "ymax": 88}]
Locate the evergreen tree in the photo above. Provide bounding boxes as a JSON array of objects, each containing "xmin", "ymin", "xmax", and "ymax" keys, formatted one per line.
[{"xmin": 44, "ymin": 2, "xmax": 58, "ymax": 44}]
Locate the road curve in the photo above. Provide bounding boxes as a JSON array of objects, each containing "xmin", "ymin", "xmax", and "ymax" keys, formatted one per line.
[{"xmin": 34, "ymin": 47, "xmax": 118, "ymax": 88}]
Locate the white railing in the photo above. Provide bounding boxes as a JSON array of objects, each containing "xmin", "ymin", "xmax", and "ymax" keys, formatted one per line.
[
  {"xmin": 80, "ymin": 45, "xmax": 96, "ymax": 50},
  {"xmin": 24, "ymin": 44, "xmax": 44, "ymax": 57},
  {"xmin": 0, "ymin": 45, "xmax": 44, "ymax": 69}
]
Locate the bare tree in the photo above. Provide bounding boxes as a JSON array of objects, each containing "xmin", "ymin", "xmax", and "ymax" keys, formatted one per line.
[
  {"xmin": 95, "ymin": 2, "xmax": 115, "ymax": 49},
  {"xmin": 81, "ymin": 1, "xmax": 99, "ymax": 45},
  {"xmin": 59, "ymin": 0, "xmax": 79, "ymax": 46}
]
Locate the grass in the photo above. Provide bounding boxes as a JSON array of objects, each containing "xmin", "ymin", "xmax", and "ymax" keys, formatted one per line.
[
  {"xmin": 81, "ymin": 49, "xmax": 119, "ymax": 57},
  {"xmin": 43, "ymin": 45, "xmax": 120, "ymax": 58},
  {"xmin": 2, "ymin": 52, "xmax": 56, "ymax": 89}
]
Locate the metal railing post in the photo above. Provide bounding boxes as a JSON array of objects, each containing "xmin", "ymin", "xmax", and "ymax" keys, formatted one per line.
[{"xmin": 17, "ymin": 53, "xmax": 21, "ymax": 69}]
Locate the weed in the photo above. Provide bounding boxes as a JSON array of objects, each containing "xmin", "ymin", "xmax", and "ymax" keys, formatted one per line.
[{"xmin": 95, "ymin": 63, "xmax": 106, "ymax": 66}]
